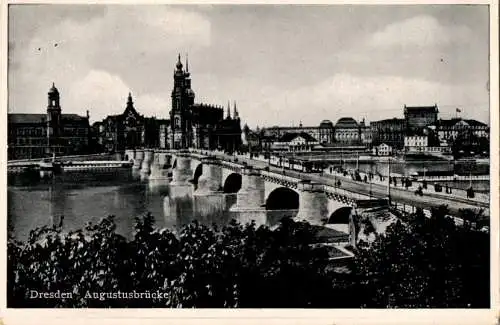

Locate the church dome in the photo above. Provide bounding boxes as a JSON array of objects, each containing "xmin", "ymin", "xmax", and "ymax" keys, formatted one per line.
[
  {"xmin": 319, "ymin": 119, "xmax": 333, "ymax": 128},
  {"xmin": 335, "ymin": 117, "xmax": 358, "ymax": 128}
]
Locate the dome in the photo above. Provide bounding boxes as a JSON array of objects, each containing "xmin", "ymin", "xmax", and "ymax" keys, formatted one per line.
[
  {"xmin": 335, "ymin": 117, "xmax": 358, "ymax": 128},
  {"xmin": 48, "ymin": 82, "xmax": 59, "ymax": 94},
  {"xmin": 319, "ymin": 119, "xmax": 334, "ymax": 128}
]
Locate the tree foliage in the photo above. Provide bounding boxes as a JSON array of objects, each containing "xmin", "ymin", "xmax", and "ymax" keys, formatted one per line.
[
  {"xmin": 8, "ymin": 207, "xmax": 489, "ymax": 308},
  {"xmin": 8, "ymin": 215, "xmax": 354, "ymax": 308},
  {"xmin": 353, "ymin": 205, "xmax": 489, "ymax": 308}
]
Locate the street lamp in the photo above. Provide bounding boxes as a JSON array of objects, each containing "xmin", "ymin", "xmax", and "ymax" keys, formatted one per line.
[{"xmin": 387, "ymin": 156, "xmax": 392, "ymax": 206}]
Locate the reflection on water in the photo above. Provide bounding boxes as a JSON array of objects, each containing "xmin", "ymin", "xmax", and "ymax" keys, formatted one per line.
[{"xmin": 8, "ymin": 170, "xmax": 238, "ymax": 241}]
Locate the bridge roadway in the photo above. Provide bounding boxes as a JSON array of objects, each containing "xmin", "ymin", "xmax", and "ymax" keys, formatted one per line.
[{"xmin": 209, "ymin": 152, "xmax": 488, "ymax": 216}]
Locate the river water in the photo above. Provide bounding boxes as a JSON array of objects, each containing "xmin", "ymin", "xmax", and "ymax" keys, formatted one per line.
[
  {"xmin": 8, "ymin": 156, "xmax": 490, "ymax": 241},
  {"xmin": 7, "ymin": 169, "xmax": 237, "ymax": 241}
]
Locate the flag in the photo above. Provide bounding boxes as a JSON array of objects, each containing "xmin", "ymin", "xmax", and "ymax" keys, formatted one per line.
[{"xmin": 456, "ymin": 108, "xmax": 461, "ymax": 113}]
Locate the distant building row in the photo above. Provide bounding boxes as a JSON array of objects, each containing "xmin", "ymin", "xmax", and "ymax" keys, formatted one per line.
[
  {"xmin": 260, "ymin": 117, "xmax": 372, "ymax": 146},
  {"xmin": 245, "ymin": 104, "xmax": 489, "ymax": 157}
]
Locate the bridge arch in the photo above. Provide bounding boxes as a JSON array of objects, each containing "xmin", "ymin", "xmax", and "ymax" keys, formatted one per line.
[
  {"xmin": 265, "ymin": 187, "xmax": 299, "ymax": 210},
  {"xmin": 223, "ymin": 173, "xmax": 242, "ymax": 193},
  {"xmin": 327, "ymin": 206, "xmax": 352, "ymax": 224}
]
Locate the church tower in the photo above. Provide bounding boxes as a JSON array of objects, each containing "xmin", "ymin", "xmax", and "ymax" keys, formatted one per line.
[
  {"xmin": 170, "ymin": 54, "xmax": 195, "ymax": 149},
  {"xmin": 47, "ymin": 82, "xmax": 62, "ymax": 151}
]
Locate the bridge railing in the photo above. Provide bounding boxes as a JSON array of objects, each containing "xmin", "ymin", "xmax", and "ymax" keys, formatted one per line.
[
  {"xmin": 324, "ymin": 185, "xmax": 371, "ymax": 201},
  {"xmin": 260, "ymin": 170, "xmax": 300, "ymax": 185},
  {"xmin": 8, "ymin": 153, "xmax": 114, "ymax": 164},
  {"xmin": 417, "ymin": 175, "xmax": 489, "ymax": 182}
]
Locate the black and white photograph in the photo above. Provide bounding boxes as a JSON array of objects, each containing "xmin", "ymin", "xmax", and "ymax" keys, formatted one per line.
[{"xmin": 3, "ymin": 1, "xmax": 497, "ymax": 320}]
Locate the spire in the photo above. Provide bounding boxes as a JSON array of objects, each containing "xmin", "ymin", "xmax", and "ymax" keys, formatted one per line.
[
  {"xmin": 127, "ymin": 92, "xmax": 134, "ymax": 108},
  {"xmin": 233, "ymin": 100, "xmax": 239, "ymax": 119},
  {"xmin": 227, "ymin": 101, "xmax": 231, "ymax": 119},
  {"xmin": 176, "ymin": 53, "xmax": 183, "ymax": 70},
  {"xmin": 185, "ymin": 53, "xmax": 189, "ymax": 73}
]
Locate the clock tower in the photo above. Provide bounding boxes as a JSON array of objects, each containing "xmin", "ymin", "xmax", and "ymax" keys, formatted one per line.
[{"xmin": 170, "ymin": 54, "xmax": 195, "ymax": 149}]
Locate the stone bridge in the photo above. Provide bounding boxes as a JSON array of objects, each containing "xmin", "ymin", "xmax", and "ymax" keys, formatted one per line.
[{"xmin": 125, "ymin": 148, "xmax": 377, "ymax": 227}]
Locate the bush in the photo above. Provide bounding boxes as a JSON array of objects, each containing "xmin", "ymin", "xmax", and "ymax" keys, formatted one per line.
[
  {"xmin": 9, "ymin": 210, "xmax": 488, "ymax": 308},
  {"xmin": 354, "ymin": 205, "xmax": 489, "ymax": 308},
  {"xmin": 8, "ymin": 215, "xmax": 350, "ymax": 308}
]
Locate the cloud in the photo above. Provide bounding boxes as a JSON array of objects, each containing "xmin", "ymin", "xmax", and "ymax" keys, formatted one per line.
[
  {"xmin": 66, "ymin": 70, "xmax": 169, "ymax": 122},
  {"xmin": 68, "ymin": 70, "xmax": 130, "ymax": 119},
  {"xmin": 368, "ymin": 15, "xmax": 473, "ymax": 49},
  {"xmin": 135, "ymin": 94, "xmax": 170, "ymax": 119},
  {"xmin": 332, "ymin": 14, "xmax": 486, "ymax": 86},
  {"xmin": 9, "ymin": 6, "xmax": 211, "ymax": 118},
  {"xmin": 9, "ymin": 6, "xmax": 488, "ymax": 132}
]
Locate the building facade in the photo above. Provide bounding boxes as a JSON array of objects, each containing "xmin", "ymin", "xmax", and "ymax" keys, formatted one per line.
[
  {"xmin": 404, "ymin": 104, "xmax": 439, "ymax": 131},
  {"xmin": 404, "ymin": 135, "xmax": 428, "ymax": 149},
  {"xmin": 372, "ymin": 143, "xmax": 393, "ymax": 156},
  {"xmin": 263, "ymin": 118, "xmax": 372, "ymax": 147},
  {"xmin": 429, "ymin": 118, "xmax": 489, "ymax": 142},
  {"xmin": 428, "ymin": 118, "xmax": 489, "ymax": 157},
  {"xmin": 167, "ymin": 55, "xmax": 242, "ymax": 151},
  {"xmin": 370, "ymin": 118, "xmax": 406, "ymax": 149},
  {"xmin": 270, "ymin": 132, "xmax": 319, "ymax": 152},
  {"xmin": 263, "ymin": 124, "xmax": 322, "ymax": 143},
  {"xmin": 360, "ymin": 122, "xmax": 372, "ymax": 146},
  {"xmin": 158, "ymin": 119, "xmax": 170, "ymax": 149},
  {"xmin": 94, "ymin": 93, "xmax": 160, "ymax": 152},
  {"xmin": 8, "ymin": 83, "xmax": 90, "ymax": 160},
  {"xmin": 334, "ymin": 117, "xmax": 361, "ymax": 145}
]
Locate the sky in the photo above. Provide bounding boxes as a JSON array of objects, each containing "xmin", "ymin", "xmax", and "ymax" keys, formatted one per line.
[{"xmin": 8, "ymin": 4, "xmax": 491, "ymax": 128}]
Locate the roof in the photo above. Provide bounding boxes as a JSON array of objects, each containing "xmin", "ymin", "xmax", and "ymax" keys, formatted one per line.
[
  {"xmin": 61, "ymin": 114, "xmax": 88, "ymax": 122},
  {"xmin": 191, "ymin": 103, "xmax": 224, "ymax": 124},
  {"xmin": 465, "ymin": 119, "xmax": 488, "ymax": 127},
  {"xmin": 371, "ymin": 118, "xmax": 405, "ymax": 125},
  {"xmin": 335, "ymin": 117, "xmax": 358, "ymax": 128},
  {"xmin": 319, "ymin": 119, "xmax": 334, "ymax": 127},
  {"xmin": 404, "ymin": 105, "xmax": 438, "ymax": 113},
  {"xmin": 433, "ymin": 118, "xmax": 488, "ymax": 128},
  {"xmin": 9, "ymin": 113, "xmax": 88, "ymax": 125},
  {"xmin": 279, "ymin": 132, "xmax": 317, "ymax": 142},
  {"xmin": 8, "ymin": 114, "xmax": 46, "ymax": 124}
]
